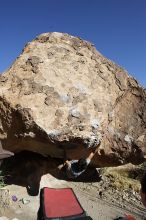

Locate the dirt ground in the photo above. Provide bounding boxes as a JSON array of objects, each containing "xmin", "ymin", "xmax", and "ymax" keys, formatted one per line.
[{"xmin": 0, "ymin": 151, "xmax": 146, "ymax": 220}]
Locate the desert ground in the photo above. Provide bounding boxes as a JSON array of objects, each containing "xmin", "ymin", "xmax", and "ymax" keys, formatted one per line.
[{"xmin": 0, "ymin": 152, "xmax": 146, "ymax": 220}]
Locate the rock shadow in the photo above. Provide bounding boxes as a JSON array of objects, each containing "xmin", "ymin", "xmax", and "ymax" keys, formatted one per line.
[
  {"xmin": 0, "ymin": 150, "xmax": 61, "ymax": 196},
  {"xmin": 0, "ymin": 150, "xmax": 101, "ymax": 197}
]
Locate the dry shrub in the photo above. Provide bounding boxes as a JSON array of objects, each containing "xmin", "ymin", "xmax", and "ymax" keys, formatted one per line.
[{"xmin": 101, "ymin": 163, "xmax": 142, "ymax": 192}]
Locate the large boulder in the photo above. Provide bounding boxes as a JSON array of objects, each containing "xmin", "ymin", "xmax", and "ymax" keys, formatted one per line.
[{"xmin": 0, "ymin": 32, "xmax": 146, "ymax": 167}]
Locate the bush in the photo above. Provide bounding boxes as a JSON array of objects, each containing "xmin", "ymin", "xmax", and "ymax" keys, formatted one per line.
[{"xmin": 0, "ymin": 171, "xmax": 5, "ymax": 188}]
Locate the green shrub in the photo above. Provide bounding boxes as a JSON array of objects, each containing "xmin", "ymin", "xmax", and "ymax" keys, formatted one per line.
[{"xmin": 0, "ymin": 171, "xmax": 5, "ymax": 188}]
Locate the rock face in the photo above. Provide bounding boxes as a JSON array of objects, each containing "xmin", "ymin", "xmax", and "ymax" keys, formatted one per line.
[{"xmin": 0, "ymin": 32, "xmax": 146, "ymax": 167}]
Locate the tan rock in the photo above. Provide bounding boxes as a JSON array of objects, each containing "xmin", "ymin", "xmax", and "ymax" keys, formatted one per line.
[{"xmin": 0, "ymin": 32, "xmax": 145, "ymax": 166}]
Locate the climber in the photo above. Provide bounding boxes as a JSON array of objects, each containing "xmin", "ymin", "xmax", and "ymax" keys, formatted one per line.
[{"xmin": 63, "ymin": 141, "xmax": 101, "ymax": 179}]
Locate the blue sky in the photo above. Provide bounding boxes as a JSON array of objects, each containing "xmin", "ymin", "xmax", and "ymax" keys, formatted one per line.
[{"xmin": 0, "ymin": 0, "xmax": 146, "ymax": 88}]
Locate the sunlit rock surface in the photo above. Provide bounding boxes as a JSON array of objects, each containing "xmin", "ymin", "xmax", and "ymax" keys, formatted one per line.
[{"xmin": 0, "ymin": 32, "xmax": 146, "ymax": 166}]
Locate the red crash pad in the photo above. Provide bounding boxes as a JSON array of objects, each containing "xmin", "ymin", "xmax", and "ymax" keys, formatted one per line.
[{"xmin": 39, "ymin": 187, "xmax": 92, "ymax": 220}]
